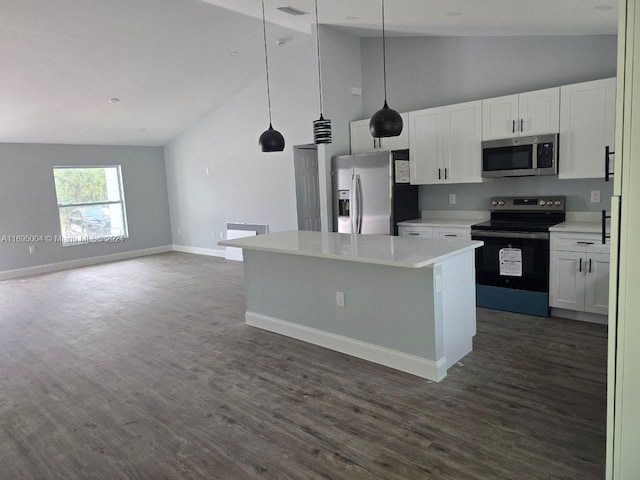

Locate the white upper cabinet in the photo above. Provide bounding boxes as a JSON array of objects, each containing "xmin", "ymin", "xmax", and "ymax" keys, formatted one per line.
[
  {"xmin": 350, "ymin": 114, "xmax": 409, "ymax": 154},
  {"xmin": 443, "ymin": 100, "xmax": 483, "ymax": 184},
  {"xmin": 482, "ymin": 87, "xmax": 560, "ymax": 140},
  {"xmin": 409, "ymin": 107, "xmax": 443, "ymax": 184},
  {"xmin": 559, "ymin": 77, "xmax": 616, "ymax": 179},
  {"xmin": 410, "ymin": 101, "xmax": 483, "ymax": 185}
]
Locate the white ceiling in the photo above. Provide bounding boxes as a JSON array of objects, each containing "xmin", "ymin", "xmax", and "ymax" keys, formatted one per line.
[{"xmin": 0, "ymin": 0, "xmax": 618, "ymax": 146}]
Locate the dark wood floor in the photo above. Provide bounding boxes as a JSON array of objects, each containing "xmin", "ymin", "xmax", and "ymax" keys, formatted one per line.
[{"xmin": 0, "ymin": 252, "xmax": 607, "ymax": 479}]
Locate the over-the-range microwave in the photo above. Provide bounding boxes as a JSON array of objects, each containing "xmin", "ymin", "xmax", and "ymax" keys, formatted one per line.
[{"xmin": 481, "ymin": 133, "xmax": 558, "ymax": 178}]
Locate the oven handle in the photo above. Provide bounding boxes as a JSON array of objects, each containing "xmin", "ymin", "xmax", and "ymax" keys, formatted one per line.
[{"xmin": 471, "ymin": 230, "xmax": 549, "ymax": 240}]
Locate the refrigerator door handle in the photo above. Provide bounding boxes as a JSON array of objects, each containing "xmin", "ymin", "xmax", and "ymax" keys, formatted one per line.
[
  {"xmin": 356, "ymin": 174, "xmax": 363, "ymax": 234},
  {"xmin": 351, "ymin": 174, "xmax": 357, "ymax": 233}
]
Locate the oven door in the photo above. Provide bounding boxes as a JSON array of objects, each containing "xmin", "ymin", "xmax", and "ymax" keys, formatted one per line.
[{"xmin": 471, "ymin": 230, "xmax": 550, "ymax": 292}]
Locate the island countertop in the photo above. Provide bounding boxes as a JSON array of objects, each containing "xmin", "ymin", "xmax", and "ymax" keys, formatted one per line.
[{"xmin": 219, "ymin": 230, "xmax": 483, "ymax": 268}]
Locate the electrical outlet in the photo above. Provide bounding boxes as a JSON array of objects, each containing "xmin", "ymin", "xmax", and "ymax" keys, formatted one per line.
[
  {"xmin": 28, "ymin": 245, "xmax": 36, "ymax": 254},
  {"xmin": 205, "ymin": 167, "xmax": 210, "ymax": 175},
  {"xmin": 336, "ymin": 291, "xmax": 345, "ymax": 307},
  {"xmin": 211, "ymin": 230, "xmax": 215, "ymax": 238},
  {"xmin": 178, "ymin": 228, "xmax": 182, "ymax": 235},
  {"xmin": 220, "ymin": 232, "xmax": 225, "ymax": 239},
  {"xmin": 591, "ymin": 190, "xmax": 601, "ymax": 203},
  {"xmin": 449, "ymin": 194, "xmax": 456, "ymax": 205}
]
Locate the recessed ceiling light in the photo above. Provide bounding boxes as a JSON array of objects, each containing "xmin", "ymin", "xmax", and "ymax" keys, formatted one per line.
[
  {"xmin": 277, "ymin": 6, "xmax": 308, "ymax": 16},
  {"xmin": 230, "ymin": 51, "xmax": 239, "ymax": 56},
  {"xmin": 594, "ymin": 4, "xmax": 613, "ymax": 10},
  {"xmin": 346, "ymin": 16, "xmax": 357, "ymax": 20},
  {"xmin": 447, "ymin": 11, "xmax": 462, "ymax": 16},
  {"xmin": 108, "ymin": 98, "xmax": 120, "ymax": 104}
]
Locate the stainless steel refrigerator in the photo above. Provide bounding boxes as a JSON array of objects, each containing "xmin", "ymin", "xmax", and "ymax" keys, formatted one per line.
[{"xmin": 332, "ymin": 149, "xmax": 419, "ymax": 235}]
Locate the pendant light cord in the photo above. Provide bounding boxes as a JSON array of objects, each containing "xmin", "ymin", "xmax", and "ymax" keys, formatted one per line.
[
  {"xmin": 382, "ymin": 0, "xmax": 388, "ymax": 104},
  {"xmin": 314, "ymin": 0, "xmax": 324, "ymax": 115},
  {"xmin": 261, "ymin": 0, "xmax": 273, "ymax": 125}
]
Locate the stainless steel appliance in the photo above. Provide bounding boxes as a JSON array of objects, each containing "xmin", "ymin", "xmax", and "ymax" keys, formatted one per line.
[
  {"xmin": 332, "ymin": 150, "xmax": 418, "ymax": 235},
  {"xmin": 471, "ymin": 196, "xmax": 566, "ymax": 317},
  {"xmin": 482, "ymin": 133, "xmax": 559, "ymax": 178}
]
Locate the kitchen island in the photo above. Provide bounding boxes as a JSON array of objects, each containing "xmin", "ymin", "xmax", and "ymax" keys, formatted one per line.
[{"xmin": 219, "ymin": 230, "xmax": 483, "ymax": 381}]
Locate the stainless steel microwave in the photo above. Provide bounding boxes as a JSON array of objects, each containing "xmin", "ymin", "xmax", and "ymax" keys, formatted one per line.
[{"xmin": 481, "ymin": 133, "xmax": 558, "ymax": 178}]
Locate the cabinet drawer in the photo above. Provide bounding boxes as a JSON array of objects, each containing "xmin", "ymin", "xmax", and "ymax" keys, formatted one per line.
[
  {"xmin": 398, "ymin": 226, "xmax": 433, "ymax": 238},
  {"xmin": 432, "ymin": 227, "xmax": 471, "ymax": 240},
  {"xmin": 550, "ymin": 233, "xmax": 610, "ymax": 254}
]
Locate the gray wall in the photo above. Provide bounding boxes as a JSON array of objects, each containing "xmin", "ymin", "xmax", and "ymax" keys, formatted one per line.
[
  {"xmin": 165, "ymin": 39, "xmax": 318, "ymax": 251},
  {"xmin": 360, "ymin": 35, "xmax": 618, "ymax": 213},
  {"xmin": 361, "ymin": 35, "xmax": 617, "ymax": 117},
  {"xmin": 0, "ymin": 143, "xmax": 171, "ymax": 272}
]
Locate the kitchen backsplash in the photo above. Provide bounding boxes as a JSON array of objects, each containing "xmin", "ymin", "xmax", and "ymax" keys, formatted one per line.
[{"xmin": 418, "ymin": 176, "xmax": 613, "ymax": 212}]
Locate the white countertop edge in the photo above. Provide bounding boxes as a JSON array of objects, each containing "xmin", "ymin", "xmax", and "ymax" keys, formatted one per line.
[{"xmin": 219, "ymin": 232, "xmax": 483, "ymax": 269}]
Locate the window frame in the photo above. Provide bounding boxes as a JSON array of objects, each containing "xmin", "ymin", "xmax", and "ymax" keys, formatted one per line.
[{"xmin": 53, "ymin": 165, "xmax": 129, "ymax": 246}]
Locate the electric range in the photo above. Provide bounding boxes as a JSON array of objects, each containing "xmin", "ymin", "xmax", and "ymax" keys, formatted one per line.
[{"xmin": 471, "ymin": 196, "xmax": 566, "ymax": 317}]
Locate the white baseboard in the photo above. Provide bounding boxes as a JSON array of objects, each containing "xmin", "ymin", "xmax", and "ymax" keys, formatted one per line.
[
  {"xmin": 550, "ymin": 308, "xmax": 608, "ymax": 325},
  {"xmin": 172, "ymin": 244, "xmax": 226, "ymax": 258},
  {"xmin": 0, "ymin": 245, "xmax": 173, "ymax": 281},
  {"xmin": 246, "ymin": 311, "xmax": 447, "ymax": 381}
]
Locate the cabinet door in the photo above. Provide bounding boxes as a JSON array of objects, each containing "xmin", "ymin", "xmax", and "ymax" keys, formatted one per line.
[
  {"xmin": 350, "ymin": 119, "xmax": 376, "ymax": 153},
  {"xmin": 549, "ymin": 250, "xmax": 586, "ymax": 311},
  {"xmin": 443, "ymin": 100, "xmax": 483, "ymax": 184},
  {"xmin": 585, "ymin": 253, "xmax": 610, "ymax": 315},
  {"xmin": 482, "ymin": 94, "xmax": 519, "ymax": 140},
  {"xmin": 380, "ymin": 113, "xmax": 409, "ymax": 151},
  {"xmin": 409, "ymin": 107, "xmax": 443, "ymax": 185},
  {"xmin": 518, "ymin": 87, "xmax": 560, "ymax": 136},
  {"xmin": 432, "ymin": 227, "xmax": 471, "ymax": 240},
  {"xmin": 559, "ymin": 78, "xmax": 616, "ymax": 179},
  {"xmin": 398, "ymin": 226, "xmax": 433, "ymax": 237}
]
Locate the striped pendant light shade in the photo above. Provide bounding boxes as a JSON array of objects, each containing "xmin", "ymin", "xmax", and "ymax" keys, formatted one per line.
[{"xmin": 313, "ymin": 114, "xmax": 332, "ymax": 144}]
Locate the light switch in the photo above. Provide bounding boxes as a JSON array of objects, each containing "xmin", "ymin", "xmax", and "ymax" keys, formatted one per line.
[
  {"xmin": 449, "ymin": 194, "xmax": 456, "ymax": 205},
  {"xmin": 336, "ymin": 291, "xmax": 345, "ymax": 307},
  {"xmin": 591, "ymin": 190, "xmax": 601, "ymax": 203}
]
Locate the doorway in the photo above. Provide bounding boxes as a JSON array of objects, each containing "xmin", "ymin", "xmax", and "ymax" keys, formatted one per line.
[{"xmin": 293, "ymin": 145, "xmax": 321, "ymax": 231}]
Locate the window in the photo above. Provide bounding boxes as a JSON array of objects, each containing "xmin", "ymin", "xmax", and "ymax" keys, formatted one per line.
[{"xmin": 53, "ymin": 166, "xmax": 128, "ymax": 245}]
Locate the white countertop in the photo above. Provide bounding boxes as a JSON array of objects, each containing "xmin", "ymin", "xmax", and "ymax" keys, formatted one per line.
[
  {"xmin": 549, "ymin": 221, "xmax": 604, "ymax": 233},
  {"xmin": 550, "ymin": 213, "xmax": 607, "ymax": 233},
  {"xmin": 399, "ymin": 210, "xmax": 489, "ymax": 228},
  {"xmin": 218, "ymin": 230, "xmax": 483, "ymax": 269}
]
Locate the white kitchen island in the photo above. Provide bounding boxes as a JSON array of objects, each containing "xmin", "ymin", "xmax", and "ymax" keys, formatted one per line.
[{"xmin": 219, "ymin": 230, "xmax": 483, "ymax": 381}]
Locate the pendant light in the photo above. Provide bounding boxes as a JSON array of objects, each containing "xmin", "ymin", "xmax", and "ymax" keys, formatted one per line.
[
  {"xmin": 369, "ymin": 0, "xmax": 403, "ymax": 138},
  {"xmin": 312, "ymin": 0, "xmax": 331, "ymax": 144},
  {"xmin": 258, "ymin": 0, "xmax": 285, "ymax": 152}
]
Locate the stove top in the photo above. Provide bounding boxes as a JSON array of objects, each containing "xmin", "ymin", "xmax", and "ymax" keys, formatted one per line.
[{"xmin": 472, "ymin": 196, "xmax": 566, "ymax": 233}]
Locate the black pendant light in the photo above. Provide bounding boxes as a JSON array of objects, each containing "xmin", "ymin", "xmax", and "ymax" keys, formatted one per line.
[
  {"xmin": 258, "ymin": 0, "xmax": 285, "ymax": 152},
  {"xmin": 369, "ymin": 0, "xmax": 403, "ymax": 138},
  {"xmin": 312, "ymin": 0, "xmax": 331, "ymax": 144}
]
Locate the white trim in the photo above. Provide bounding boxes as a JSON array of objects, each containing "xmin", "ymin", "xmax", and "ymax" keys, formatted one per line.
[
  {"xmin": 550, "ymin": 307, "xmax": 608, "ymax": 325},
  {"xmin": 0, "ymin": 245, "xmax": 172, "ymax": 281},
  {"xmin": 245, "ymin": 311, "xmax": 448, "ymax": 381},
  {"xmin": 172, "ymin": 244, "xmax": 226, "ymax": 258}
]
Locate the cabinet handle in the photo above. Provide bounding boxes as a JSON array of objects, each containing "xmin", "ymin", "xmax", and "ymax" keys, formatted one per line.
[
  {"xmin": 512, "ymin": 120, "xmax": 516, "ymax": 133},
  {"xmin": 579, "ymin": 258, "xmax": 582, "ymax": 273},
  {"xmin": 605, "ymin": 145, "xmax": 615, "ymax": 181},
  {"xmin": 576, "ymin": 241, "xmax": 594, "ymax": 245},
  {"xmin": 444, "ymin": 234, "xmax": 457, "ymax": 237},
  {"xmin": 444, "ymin": 168, "xmax": 448, "ymax": 180},
  {"xmin": 589, "ymin": 258, "xmax": 592, "ymax": 273},
  {"xmin": 520, "ymin": 119, "xmax": 524, "ymax": 132},
  {"xmin": 438, "ymin": 168, "xmax": 442, "ymax": 180},
  {"xmin": 407, "ymin": 232, "xmax": 420, "ymax": 236},
  {"xmin": 602, "ymin": 210, "xmax": 611, "ymax": 245}
]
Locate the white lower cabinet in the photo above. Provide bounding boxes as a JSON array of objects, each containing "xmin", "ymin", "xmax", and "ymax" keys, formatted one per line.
[{"xmin": 549, "ymin": 233, "xmax": 610, "ymax": 317}]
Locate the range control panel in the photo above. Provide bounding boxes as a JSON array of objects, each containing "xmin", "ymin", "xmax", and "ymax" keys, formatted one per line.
[{"xmin": 489, "ymin": 196, "xmax": 565, "ymax": 212}]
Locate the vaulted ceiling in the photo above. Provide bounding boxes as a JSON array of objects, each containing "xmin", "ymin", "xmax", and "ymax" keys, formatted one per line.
[{"xmin": 0, "ymin": 0, "xmax": 617, "ymax": 146}]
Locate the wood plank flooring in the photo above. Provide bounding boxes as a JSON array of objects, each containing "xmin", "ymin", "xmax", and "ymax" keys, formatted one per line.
[{"xmin": 0, "ymin": 252, "xmax": 607, "ymax": 479}]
